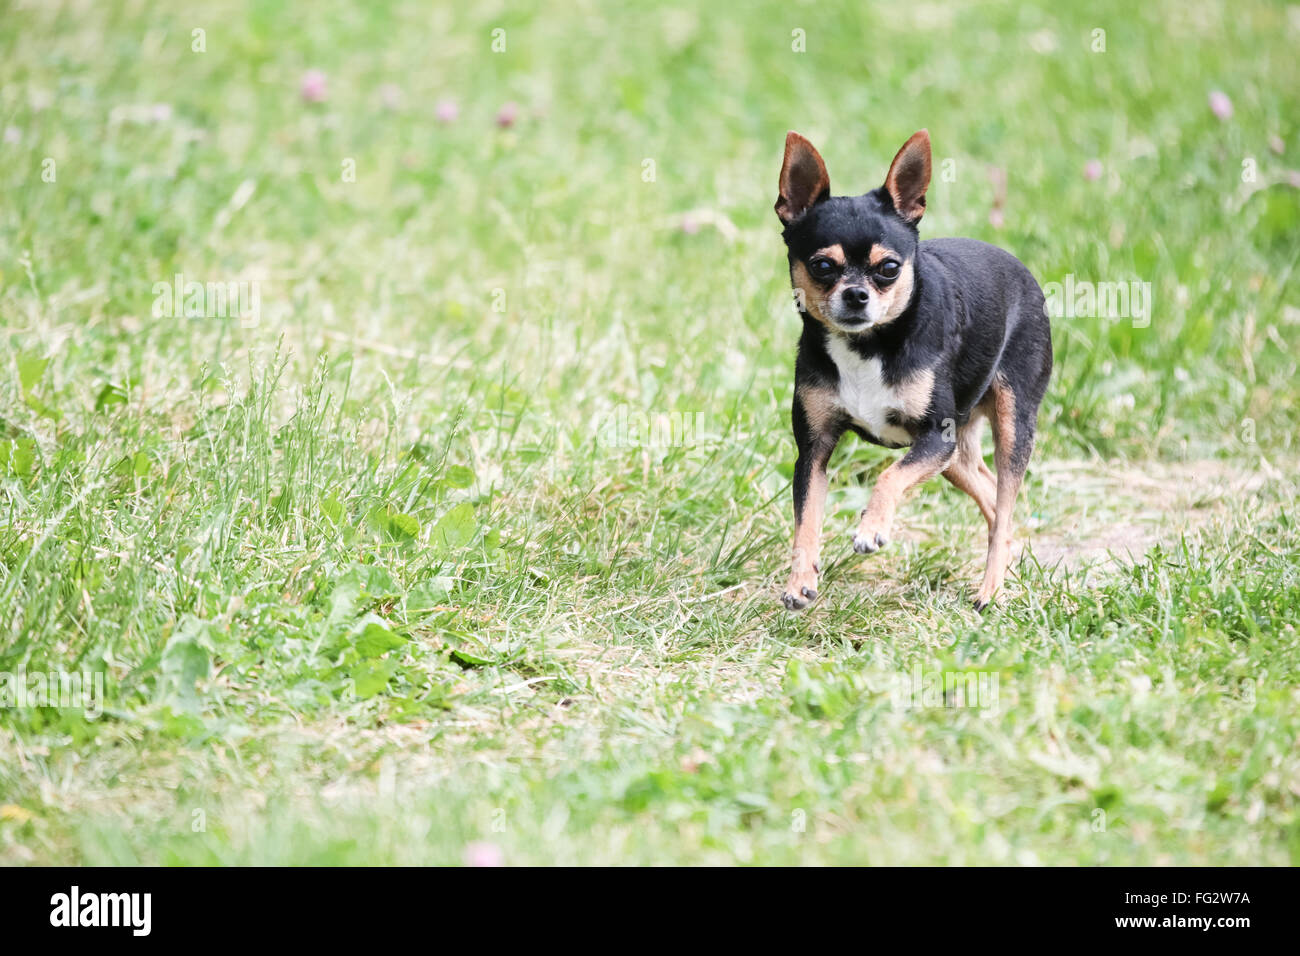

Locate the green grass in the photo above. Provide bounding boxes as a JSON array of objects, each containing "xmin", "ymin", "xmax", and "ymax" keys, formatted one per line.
[{"xmin": 1, "ymin": 0, "xmax": 1298, "ymax": 865}]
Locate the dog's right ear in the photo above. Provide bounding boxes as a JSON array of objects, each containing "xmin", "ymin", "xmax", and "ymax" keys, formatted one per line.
[
  {"xmin": 776, "ymin": 132, "xmax": 830, "ymax": 224},
  {"xmin": 884, "ymin": 130, "xmax": 931, "ymax": 224}
]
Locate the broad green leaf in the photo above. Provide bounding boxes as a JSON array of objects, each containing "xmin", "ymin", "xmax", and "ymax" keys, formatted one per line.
[
  {"xmin": 431, "ymin": 502, "xmax": 475, "ymax": 551},
  {"xmin": 449, "ymin": 647, "xmax": 491, "ymax": 668},
  {"xmin": 325, "ymin": 573, "xmax": 362, "ymax": 629},
  {"xmin": 1, "ymin": 438, "xmax": 36, "ymax": 477},
  {"xmin": 350, "ymin": 659, "xmax": 397, "ymax": 698},
  {"xmin": 443, "ymin": 465, "xmax": 474, "ymax": 489},
  {"xmin": 320, "ymin": 493, "xmax": 343, "ymax": 524},
  {"xmin": 407, "ymin": 577, "xmax": 455, "ymax": 611},
  {"xmin": 155, "ymin": 616, "xmax": 212, "ymax": 713},
  {"xmin": 352, "ymin": 563, "xmax": 398, "ymax": 598},
  {"xmin": 16, "ymin": 352, "xmax": 49, "ymax": 395},
  {"xmin": 367, "ymin": 506, "xmax": 420, "ymax": 542},
  {"xmin": 95, "ymin": 382, "xmax": 128, "ymax": 409},
  {"xmin": 389, "ymin": 511, "xmax": 420, "ymax": 539},
  {"xmin": 354, "ymin": 620, "xmax": 406, "ymax": 659}
]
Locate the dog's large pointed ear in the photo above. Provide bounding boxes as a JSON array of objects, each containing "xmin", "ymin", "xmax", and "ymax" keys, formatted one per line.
[
  {"xmin": 776, "ymin": 132, "xmax": 831, "ymax": 224},
  {"xmin": 884, "ymin": 129, "xmax": 931, "ymax": 224}
]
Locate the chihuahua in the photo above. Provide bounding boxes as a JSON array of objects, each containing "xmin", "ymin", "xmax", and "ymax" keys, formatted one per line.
[{"xmin": 775, "ymin": 130, "xmax": 1052, "ymax": 611}]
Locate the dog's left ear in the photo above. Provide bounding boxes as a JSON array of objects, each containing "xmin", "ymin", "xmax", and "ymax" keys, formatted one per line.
[
  {"xmin": 884, "ymin": 129, "xmax": 931, "ymax": 224},
  {"xmin": 776, "ymin": 132, "xmax": 831, "ymax": 224}
]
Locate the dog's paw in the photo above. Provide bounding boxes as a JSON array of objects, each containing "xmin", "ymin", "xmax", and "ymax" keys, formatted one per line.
[
  {"xmin": 852, "ymin": 529, "xmax": 889, "ymax": 554},
  {"xmin": 973, "ymin": 583, "xmax": 998, "ymax": 612},
  {"xmin": 781, "ymin": 573, "xmax": 819, "ymax": 611},
  {"xmin": 781, "ymin": 586, "xmax": 818, "ymax": 611}
]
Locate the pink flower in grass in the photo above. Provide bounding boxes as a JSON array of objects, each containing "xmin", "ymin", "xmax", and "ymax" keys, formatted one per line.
[
  {"xmin": 300, "ymin": 69, "xmax": 328, "ymax": 104},
  {"xmin": 435, "ymin": 98, "xmax": 459, "ymax": 123},
  {"xmin": 495, "ymin": 101, "xmax": 519, "ymax": 128},
  {"xmin": 463, "ymin": 842, "xmax": 504, "ymax": 867},
  {"xmin": 1084, "ymin": 159, "xmax": 1103, "ymax": 181},
  {"xmin": 1208, "ymin": 90, "xmax": 1233, "ymax": 121}
]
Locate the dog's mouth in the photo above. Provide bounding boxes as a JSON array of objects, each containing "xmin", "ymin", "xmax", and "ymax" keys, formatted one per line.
[
  {"xmin": 826, "ymin": 297, "xmax": 876, "ymax": 331},
  {"xmin": 829, "ymin": 313, "xmax": 873, "ymax": 332}
]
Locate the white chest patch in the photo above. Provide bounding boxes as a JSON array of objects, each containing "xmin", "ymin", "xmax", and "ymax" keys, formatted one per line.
[{"xmin": 825, "ymin": 336, "xmax": 916, "ymax": 447}]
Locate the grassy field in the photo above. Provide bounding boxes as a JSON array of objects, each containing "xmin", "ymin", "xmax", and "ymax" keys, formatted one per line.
[{"xmin": 1, "ymin": 0, "xmax": 1298, "ymax": 865}]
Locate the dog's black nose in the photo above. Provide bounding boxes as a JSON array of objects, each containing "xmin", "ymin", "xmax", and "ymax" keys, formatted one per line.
[{"xmin": 842, "ymin": 286, "xmax": 870, "ymax": 308}]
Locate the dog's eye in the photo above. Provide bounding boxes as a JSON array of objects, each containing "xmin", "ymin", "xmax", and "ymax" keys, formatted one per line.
[
  {"xmin": 875, "ymin": 260, "xmax": 901, "ymax": 282},
  {"xmin": 808, "ymin": 258, "xmax": 838, "ymax": 281}
]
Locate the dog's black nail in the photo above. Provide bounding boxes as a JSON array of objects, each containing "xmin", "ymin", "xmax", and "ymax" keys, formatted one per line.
[
  {"xmin": 801, "ymin": 586, "xmax": 818, "ymax": 600},
  {"xmin": 854, "ymin": 531, "xmax": 887, "ymax": 554}
]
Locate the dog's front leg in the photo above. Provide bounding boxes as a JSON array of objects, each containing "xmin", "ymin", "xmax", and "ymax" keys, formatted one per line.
[
  {"xmin": 853, "ymin": 427, "xmax": 953, "ymax": 553},
  {"xmin": 782, "ymin": 391, "xmax": 842, "ymax": 610}
]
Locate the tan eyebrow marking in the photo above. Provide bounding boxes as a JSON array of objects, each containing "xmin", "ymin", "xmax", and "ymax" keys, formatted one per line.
[
  {"xmin": 869, "ymin": 245, "xmax": 902, "ymax": 266},
  {"xmin": 812, "ymin": 244, "xmax": 845, "ymax": 265}
]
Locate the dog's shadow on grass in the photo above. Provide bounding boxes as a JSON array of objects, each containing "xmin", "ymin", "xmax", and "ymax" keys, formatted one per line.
[{"xmin": 766, "ymin": 540, "xmax": 985, "ymax": 646}]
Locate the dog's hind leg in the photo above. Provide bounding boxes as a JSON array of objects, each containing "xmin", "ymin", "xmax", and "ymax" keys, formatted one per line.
[
  {"xmin": 973, "ymin": 375, "xmax": 1033, "ymax": 611},
  {"xmin": 942, "ymin": 413, "xmax": 996, "ymax": 529}
]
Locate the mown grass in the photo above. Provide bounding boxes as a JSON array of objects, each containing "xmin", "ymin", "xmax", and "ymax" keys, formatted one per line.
[{"xmin": 1, "ymin": 0, "xmax": 1297, "ymax": 864}]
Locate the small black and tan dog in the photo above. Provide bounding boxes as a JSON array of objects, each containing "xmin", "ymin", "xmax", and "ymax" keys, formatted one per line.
[{"xmin": 775, "ymin": 130, "xmax": 1052, "ymax": 612}]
